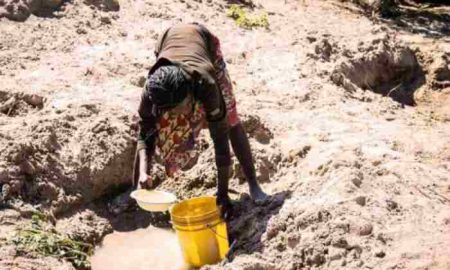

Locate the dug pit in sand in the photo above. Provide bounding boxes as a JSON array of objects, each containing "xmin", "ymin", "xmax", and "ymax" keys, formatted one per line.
[{"xmin": 331, "ymin": 35, "xmax": 425, "ymax": 106}]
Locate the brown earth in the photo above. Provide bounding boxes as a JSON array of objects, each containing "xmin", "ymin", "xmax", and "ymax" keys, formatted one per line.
[{"xmin": 0, "ymin": 0, "xmax": 449, "ymax": 269}]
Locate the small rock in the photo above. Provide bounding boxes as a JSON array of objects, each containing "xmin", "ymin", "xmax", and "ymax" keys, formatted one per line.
[
  {"xmin": 64, "ymin": 114, "xmax": 75, "ymax": 121},
  {"xmin": 358, "ymin": 223, "xmax": 373, "ymax": 236},
  {"xmin": 348, "ymin": 248, "xmax": 361, "ymax": 259},
  {"xmin": 76, "ymin": 28, "xmax": 87, "ymax": 35},
  {"xmin": 0, "ymin": 96, "xmax": 17, "ymax": 114},
  {"xmin": 104, "ymin": 0, "xmax": 120, "ymax": 11},
  {"xmin": 257, "ymin": 163, "xmax": 271, "ymax": 183},
  {"xmin": 242, "ymin": 115, "xmax": 273, "ymax": 144},
  {"xmin": 342, "ymin": 49, "xmax": 353, "ymax": 58},
  {"xmin": 254, "ymin": 129, "xmax": 272, "ymax": 144},
  {"xmin": 372, "ymin": 160, "xmax": 382, "ymax": 166},
  {"xmin": 306, "ymin": 36, "xmax": 317, "ymax": 43},
  {"xmin": 23, "ymin": 94, "xmax": 45, "ymax": 108},
  {"xmin": 351, "ymin": 177, "xmax": 362, "ymax": 188},
  {"xmin": 377, "ymin": 233, "xmax": 388, "ymax": 244},
  {"xmin": 375, "ymin": 169, "xmax": 385, "ymax": 176},
  {"xmin": 375, "ymin": 249, "xmax": 385, "ymax": 258},
  {"xmin": 355, "ymin": 195, "xmax": 366, "ymax": 206},
  {"xmin": 100, "ymin": 15, "xmax": 112, "ymax": 24},
  {"xmin": 287, "ymin": 235, "xmax": 300, "ymax": 249},
  {"xmin": 386, "ymin": 199, "xmax": 398, "ymax": 211},
  {"xmin": 119, "ymin": 30, "xmax": 128, "ymax": 37},
  {"xmin": 287, "ymin": 146, "xmax": 311, "ymax": 162},
  {"xmin": 331, "ymin": 237, "xmax": 348, "ymax": 248},
  {"xmin": 276, "ymin": 241, "xmax": 286, "ymax": 252},
  {"xmin": 444, "ymin": 218, "xmax": 450, "ymax": 225},
  {"xmin": 328, "ymin": 247, "xmax": 345, "ymax": 261},
  {"xmin": 315, "ymin": 39, "xmax": 333, "ymax": 61}
]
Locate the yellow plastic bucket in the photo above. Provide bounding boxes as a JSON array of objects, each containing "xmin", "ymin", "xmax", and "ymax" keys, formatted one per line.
[{"xmin": 170, "ymin": 196, "xmax": 229, "ymax": 267}]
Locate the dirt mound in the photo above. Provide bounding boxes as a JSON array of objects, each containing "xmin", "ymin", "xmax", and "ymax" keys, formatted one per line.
[
  {"xmin": 0, "ymin": 0, "xmax": 119, "ymax": 21},
  {"xmin": 429, "ymin": 52, "xmax": 450, "ymax": 90},
  {"xmin": 0, "ymin": 0, "xmax": 63, "ymax": 21},
  {"xmin": 0, "ymin": 246, "xmax": 76, "ymax": 270},
  {"xmin": 204, "ymin": 194, "xmax": 388, "ymax": 270},
  {"xmin": 0, "ymin": 91, "xmax": 45, "ymax": 117},
  {"xmin": 254, "ymin": 202, "xmax": 379, "ymax": 269},
  {"xmin": 0, "ymin": 99, "xmax": 136, "ymax": 216},
  {"xmin": 55, "ymin": 209, "xmax": 112, "ymax": 244},
  {"xmin": 241, "ymin": 114, "xmax": 273, "ymax": 144},
  {"xmin": 331, "ymin": 35, "xmax": 424, "ymax": 105}
]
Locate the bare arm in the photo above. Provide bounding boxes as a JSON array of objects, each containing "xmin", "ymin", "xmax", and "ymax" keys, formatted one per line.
[
  {"xmin": 138, "ymin": 149, "xmax": 148, "ymax": 178},
  {"xmin": 133, "ymin": 148, "xmax": 151, "ymax": 189},
  {"xmin": 203, "ymin": 83, "xmax": 233, "ymax": 215},
  {"xmin": 133, "ymin": 87, "xmax": 158, "ymax": 189},
  {"xmin": 209, "ymin": 117, "xmax": 233, "ymax": 218}
]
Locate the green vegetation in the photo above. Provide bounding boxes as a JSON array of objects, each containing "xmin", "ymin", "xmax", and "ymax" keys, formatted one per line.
[
  {"xmin": 227, "ymin": 4, "xmax": 269, "ymax": 29},
  {"xmin": 12, "ymin": 213, "xmax": 93, "ymax": 269}
]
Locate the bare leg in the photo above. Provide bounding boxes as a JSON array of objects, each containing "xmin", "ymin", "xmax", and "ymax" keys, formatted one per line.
[
  {"xmin": 216, "ymin": 166, "xmax": 233, "ymax": 219},
  {"xmin": 208, "ymin": 31, "xmax": 266, "ymax": 201},
  {"xmin": 229, "ymin": 123, "xmax": 267, "ymax": 201}
]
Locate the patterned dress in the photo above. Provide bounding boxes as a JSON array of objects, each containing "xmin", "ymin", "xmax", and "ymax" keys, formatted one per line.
[{"xmin": 155, "ymin": 34, "xmax": 239, "ymax": 176}]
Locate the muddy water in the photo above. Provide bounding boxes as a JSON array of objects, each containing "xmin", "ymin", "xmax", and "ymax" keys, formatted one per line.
[{"xmin": 91, "ymin": 226, "xmax": 189, "ymax": 270}]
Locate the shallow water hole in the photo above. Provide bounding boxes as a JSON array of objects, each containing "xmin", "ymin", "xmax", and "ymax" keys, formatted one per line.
[{"xmin": 91, "ymin": 226, "xmax": 189, "ymax": 270}]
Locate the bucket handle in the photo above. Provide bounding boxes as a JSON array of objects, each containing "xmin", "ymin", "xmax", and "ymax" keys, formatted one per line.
[
  {"xmin": 205, "ymin": 223, "xmax": 228, "ymax": 241},
  {"xmin": 206, "ymin": 224, "xmax": 237, "ymax": 262}
]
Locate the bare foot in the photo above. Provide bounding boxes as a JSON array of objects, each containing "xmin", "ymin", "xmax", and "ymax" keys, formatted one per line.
[{"xmin": 250, "ymin": 185, "xmax": 268, "ymax": 203}]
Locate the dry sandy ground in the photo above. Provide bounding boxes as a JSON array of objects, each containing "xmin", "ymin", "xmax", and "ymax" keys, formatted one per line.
[{"xmin": 0, "ymin": 0, "xmax": 449, "ymax": 269}]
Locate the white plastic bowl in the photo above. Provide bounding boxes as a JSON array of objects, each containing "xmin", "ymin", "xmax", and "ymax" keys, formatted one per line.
[{"xmin": 131, "ymin": 189, "xmax": 177, "ymax": 212}]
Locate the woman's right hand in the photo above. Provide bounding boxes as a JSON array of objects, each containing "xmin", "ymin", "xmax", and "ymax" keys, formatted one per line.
[{"xmin": 137, "ymin": 173, "xmax": 153, "ymax": 190}]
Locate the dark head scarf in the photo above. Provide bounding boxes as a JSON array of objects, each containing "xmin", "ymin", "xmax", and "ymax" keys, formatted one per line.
[{"xmin": 147, "ymin": 65, "xmax": 190, "ymax": 109}]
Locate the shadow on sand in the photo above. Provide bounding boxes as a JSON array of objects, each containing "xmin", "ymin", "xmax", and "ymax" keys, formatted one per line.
[
  {"xmin": 385, "ymin": 4, "xmax": 450, "ymax": 39},
  {"xmin": 225, "ymin": 191, "xmax": 290, "ymax": 260}
]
